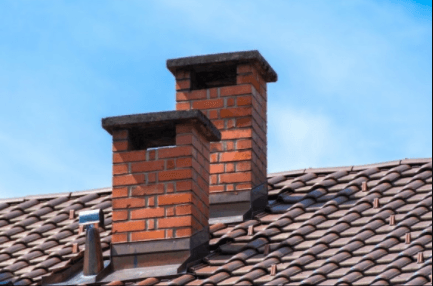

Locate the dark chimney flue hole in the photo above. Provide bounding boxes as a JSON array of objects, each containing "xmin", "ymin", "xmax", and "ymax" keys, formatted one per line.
[
  {"xmin": 191, "ymin": 64, "xmax": 237, "ymax": 90},
  {"xmin": 129, "ymin": 125, "xmax": 176, "ymax": 151}
]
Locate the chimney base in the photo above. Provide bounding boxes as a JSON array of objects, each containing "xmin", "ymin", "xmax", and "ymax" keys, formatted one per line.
[
  {"xmin": 209, "ymin": 183, "xmax": 268, "ymax": 224},
  {"xmin": 101, "ymin": 228, "xmax": 209, "ymax": 281}
]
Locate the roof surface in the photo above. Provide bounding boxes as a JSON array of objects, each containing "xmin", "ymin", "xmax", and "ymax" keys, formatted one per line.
[{"xmin": 0, "ymin": 158, "xmax": 431, "ymax": 286}]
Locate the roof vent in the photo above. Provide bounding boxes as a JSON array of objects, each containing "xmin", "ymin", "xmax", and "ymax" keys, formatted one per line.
[{"xmin": 79, "ymin": 209, "xmax": 105, "ymax": 276}]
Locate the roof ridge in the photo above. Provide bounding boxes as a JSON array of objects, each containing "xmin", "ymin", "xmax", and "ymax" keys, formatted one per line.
[
  {"xmin": 0, "ymin": 187, "xmax": 112, "ymax": 203},
  {"xmin": 268, "ymin": 157, "xmax": 432, "ymax": 177}
]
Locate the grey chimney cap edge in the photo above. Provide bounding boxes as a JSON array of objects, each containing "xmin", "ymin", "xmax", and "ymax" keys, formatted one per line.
[{"xmin": 167, "ymin": 50, "xmax": 278, "ymax": 82}]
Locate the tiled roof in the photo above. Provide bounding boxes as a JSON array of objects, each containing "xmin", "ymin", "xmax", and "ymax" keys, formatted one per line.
[
  {"xmin": 0, "ymin": 188, "xmax": 113, "ymax": 285},
  {"xmin": 0, "ymin": 159, "xmax": 432, "ymax": 285}
]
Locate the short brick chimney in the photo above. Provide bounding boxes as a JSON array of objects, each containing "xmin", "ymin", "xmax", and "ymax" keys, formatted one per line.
[
  {"xmin": 102, "ymin": 110, "xmax": 220, "ymax": 276},
  {"xmin": 167, "ymin": 51, "xmax": 277, "ymax": 222}
]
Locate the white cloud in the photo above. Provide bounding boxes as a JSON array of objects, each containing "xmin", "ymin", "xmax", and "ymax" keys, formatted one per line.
[{"xmin": 268, "ymin": 102, "xmax": 373, "ymax": 173}]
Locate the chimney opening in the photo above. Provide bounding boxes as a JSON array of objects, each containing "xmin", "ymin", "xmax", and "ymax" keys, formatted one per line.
[
  {"xmin": 190, "ymin": 64, "xmax": 237, "ymax": 90},
  {"xmin": 129, "ymin": 125, "xmax": 176, "ymax": 151}
]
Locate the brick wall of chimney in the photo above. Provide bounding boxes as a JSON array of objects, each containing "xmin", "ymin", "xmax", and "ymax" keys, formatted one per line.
[
  {"xmin": 175, "ymin": 64, "xmax": 268, "ymax": 193},
  {"xmin": 111, "ymin": 124, "xmax": 210, "ymax": 244}
]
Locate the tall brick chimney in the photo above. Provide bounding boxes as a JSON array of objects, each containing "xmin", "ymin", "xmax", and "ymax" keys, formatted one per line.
[
  {"xmin": 102, "ymin": 110, "xmax": 220, "ymax": 277},
  {"xmin": 167, "ymin": 51, "xmax": 277, "ymax": 222}
]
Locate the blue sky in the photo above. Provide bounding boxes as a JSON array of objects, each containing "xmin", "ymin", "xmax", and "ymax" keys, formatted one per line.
[{"xmin": 0, "ymin": 0, "xmax": 431, "ymax": 198}]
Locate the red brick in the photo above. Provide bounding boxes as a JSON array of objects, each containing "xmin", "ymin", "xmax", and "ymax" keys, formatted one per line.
[
  {"xmin": 131, "ymin": 184, "xmax": 165, "ymax": 196},
  {"xmin": 113, "ymin": 164, "xmax": 129, "ymax": 175},
  {"xmin": 112, "ymin": 187, "xmax": 128, "ymax": 198},
  {"xmin": 220, "ymin": 172, "xmax": 252, "ymax": 183},
  {"xmin": 220, "ymin": 85, "xmax": 252, "ymax": 96},
  {"xmin": 176, "ymin": 79, "xmax": 190, "ymax": 91},
  {"xmin": 176, "ymin": 90, "xmax": 207, "ymax": 101},
  {"xmin": 226, "ymin": 163, "xmax": 235, "ymax": 173},
  {"xmin": 113, "ymin": 210, "xmax": 128, "ymax": 221},
  {"xmin": 237, "ymin": 95, "xmax": 253, "ymax": 106},
  {"xmin": 220, "ymin": 107, "xmax": 253, "ymax": 119},
  {"xmin": 131, "ymin": 161, "xmax": 165, "ymax": 173},
  {"xmin": 176, "ymin": 124, "xmax": 194, "ymax": 134},
  {"xmin": 113, "ymin": 141, "xmax": 129, "ymax": 152},
  {"xmin": 236, "ymin": 162, "xmax": 252, "ymax": 172},
  {"xmin": 158, "ymin": 146, "xmax": 193, "ymax": 159},
  {"xmin": 147, "ymin": 197, "xmax": 155, "ymax": 207},
  {"xmin": 113, "ymin": 174, "xmax": 145, "ymax": 187},
  {"xmin": 212, "ymin": 120, "xmax": 224, "ymax": 129},
  {"xmin": 210, "ymin": 175, "xmax": 218, "ymax": 185},
  {"xmin": 237, "ymin": 64, "xmax": 253, "ymax": 74},
  {"xmin": 210, "ymin": 185, "xmax": 225, "ymax": 193},
  {"xmin": 113, "ymin": 151, "xmax": 146, "ymax": 163},
  {"xmin": 210, "ymin": 88, "xmax": 218, "ymax": 98},
  {"xmin": 176, "ymin": 228, "xmax": 193, "ymax": 238},
  {"xmin": 227, "ymin": 184, "xmax": 235, "ymax": 191},
  {"xmin": 237, "ymin": 74, "xmax": 261, "ymax": 92},
  {"xmin": 147, "ymin": 150, "xmax": 156, "ymax": 161},
  {"xmin": 236, "ymin": 183, "xmax": 253, "ymax": 190},
  {"xmin": 113, "ymin": 198, "xmax": 146, "ymax": 209},
  {"xmin": 112, "ymin": 233, "xmax": 128, "ymax": 243},
  {"xmin": 158, "ymin": 193, "xmax": 193, "ymax": 206},
  {"xmin": 158, "ymin": 216, "xmax": 193, "ymax": 228},
  {"xmin": 166, "ymin": 207, "xmax": 175, "ymax": 217},
  {"xmin": 221, "ymin": 129, "xmax": 252, "ymax": 140},
  {"xmin": 112, "ymin": 220, "xmax": 145, "ymax": 233},
  {"xmin": 236, "ymin": 139, "xmax": 252, "ymax": 149},
  {"xmin": 220, "ymin": 151, "xmax": 252, "ymax": 162},
  {"xmin": 210, "ymin": 164, "xmax": 225, "ymax": 174},
  {"xmin": 208, "ymin": 110, "xmax": 219, "ymax": 119},
  {"xmin": 176, "ymin": 134, "xmax": 193, "ymax": 145},
  {"xmin": 227, "ymin": 98, "xmax": 235, "ymax": 107},
  {"xmin": 227, "ymin": 119, "xmax": 236, "ymax": 129},
  {"xmin": 192, "ymin": 99, "xmax": 224, "ymax": 110},
  {"xmin": 158, "ymin": 169, "xmax": 192, "ymax": 182},
  {"xmin": 148, "ymin": 219, "xmax": 155, "ymax": 230},
  {"xmin": 166, "ymin": 183, "xmax": 175, "ymax": 193},
  {"xmin": 131, "ymin": 230, "xmax": 165, "ymax": 242},
  {"xmin": 131, "ymin": 208, "xmax": 165, "ymax": 220},
  {"xmin": 113, "ymin": 130, "xmax": 129, "ymax": 140},
  {"xmin": 176, "ymin": 70, "xmax": 191, "ymax": 80},
  {"xmin": 226, "ymin": 141, "xmax": 235, "ymax": 150},
  {"xmin": 177, "ymin": 158, "xmax": 193, "ymax": 168},
  {"xmin": 210, "ymin": 154, "xmax": 219, "ymax": 163},
  {"xmin": 166, "ymin": 159, "xmax": 176, "ymax": 170},
  {"xmin": 175, "ymin": 205, "xmax": 193, "ymax": 216},
  {"xmin": 237, "ymin": 118, "xmax": 252, "ymax": 128},
  {"xmin": 176, "ymin": 70, "xmax": 190, "ymax": 80},
  {"xmin": 166, "ymin": 229, "xmax": 174, "ymax": 239},
  {"xmin": 176, "ymin": 181, "xmax": 192, "ymax": 192},
  {"xmin": 210, "ymin": 142, "xmax": 223, "ymax": 152},
  {"xmin": 147, "ymin": 173, "xmax": 156, "ymax": 184},
  {"xmin": 176, "ymin": 102, "xmax": 191, "ymax": 110}
]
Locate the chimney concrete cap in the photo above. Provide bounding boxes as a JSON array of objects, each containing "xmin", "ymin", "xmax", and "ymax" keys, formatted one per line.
[
  {"xmin": 102, "ymin": 110, "xmax": 221, "ymax": 142},
  {"xmin": 167, "ymin": 50, "xmax": 278, "ymax": 82}
]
